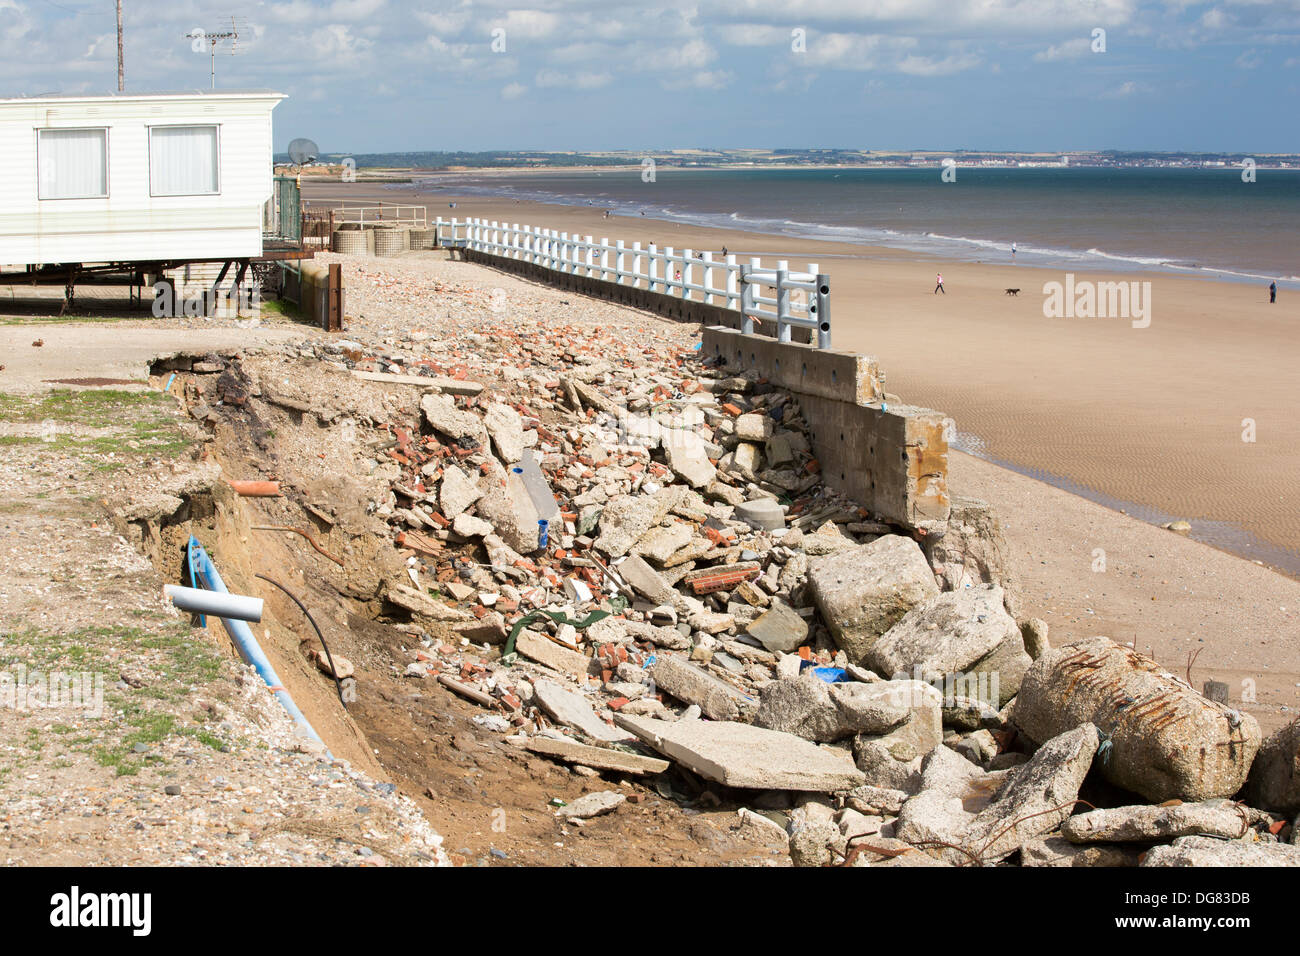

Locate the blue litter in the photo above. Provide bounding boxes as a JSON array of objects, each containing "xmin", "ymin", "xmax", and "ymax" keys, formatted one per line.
[{"xmin": 799, "ymin": 661, "xmax": 849, "ymax": 683}]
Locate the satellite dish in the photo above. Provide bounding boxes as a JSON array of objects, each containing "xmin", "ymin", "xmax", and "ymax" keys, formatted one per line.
[{"xmin": 287, "ymin": 138, "xmax": 319, "ymax": 166}]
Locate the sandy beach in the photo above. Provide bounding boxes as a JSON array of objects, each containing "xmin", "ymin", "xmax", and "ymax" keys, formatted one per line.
[{"xmin": 307, "ymin": 178, "xmax": 1300, "ymax": 578}]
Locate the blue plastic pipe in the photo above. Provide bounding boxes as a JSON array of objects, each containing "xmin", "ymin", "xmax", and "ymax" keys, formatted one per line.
[{"xmin": 184, "ymin": 535, "xmax": 329, "ymax": 752}]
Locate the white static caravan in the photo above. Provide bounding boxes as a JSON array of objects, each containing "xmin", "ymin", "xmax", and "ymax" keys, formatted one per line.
[{"xmin": 0, "ymin": 90, "xmax": 284, "ymax": 269}]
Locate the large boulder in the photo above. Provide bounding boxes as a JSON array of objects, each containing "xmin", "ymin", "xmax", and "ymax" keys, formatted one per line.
[
  {"xmin": 1012, "ymin": 637, "xmax": 1261, "ymax": 803},
  {"xmin": 807, "ymin": 535, "xmax": 939, "ymax": 665},
  {"xmin": 865, "ymin": 584, "xmax": 1030, "ymax": 707},
  {"xmin": 1246, "ymin": 717, "xmax": 1300, "ymax": 815},
  {"xmin": 921, "ymin": 495, "xmax": 1022, "ymax": 617}
]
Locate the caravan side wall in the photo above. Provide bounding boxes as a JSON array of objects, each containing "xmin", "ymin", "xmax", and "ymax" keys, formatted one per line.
[{"xmin": 0, "ymin": 93, "xmax": 282, "ymax": 266}]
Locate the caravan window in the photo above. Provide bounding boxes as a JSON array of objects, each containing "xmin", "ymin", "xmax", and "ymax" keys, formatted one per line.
[
  {"xmin": 37, "ymin": 128, "xmax": 108, "ymax": 200},
  {"xmin": 149, "ymin": 125, "xmax": 220, "ymax": 196}
]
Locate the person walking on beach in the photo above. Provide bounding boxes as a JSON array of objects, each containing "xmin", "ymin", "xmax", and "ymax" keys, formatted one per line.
[
  {"xmin": 1011, "ymin": 242, "xmax": 1016, "ymax": 260},
  {"xmin": 1269, "ymin": 281, "xmax": 1277, "ymax": 303},
  {"xmin": 934, "ymin": 272, "xmax": 945, "ymax": 294}
]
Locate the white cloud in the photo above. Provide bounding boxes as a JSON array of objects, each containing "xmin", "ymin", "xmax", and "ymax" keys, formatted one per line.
[
  {"xmin": 501, "ymin": 82, "xmax": 527, "ymax": 99},
  {"xmin": 535, "ymin": 69, "xmax": 613, "ymax": 89},
  {"xmin": 1034, "ymin": 37, "xmax": 1093, "ymax": 61},
  {"xmin": 1235, "ymin": 47, "xmax": 1264, "ymax": 67},
  {"xmin": 897, "ymin": 52, "xmax": 982, "ymax": 75}
]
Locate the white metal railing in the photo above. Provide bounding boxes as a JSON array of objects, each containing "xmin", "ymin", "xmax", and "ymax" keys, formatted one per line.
[
  {"xmin": 430, "ymin": 216, "xmax": 831, "ymax": 348},
  {"xmin": 336, "ymin": 202, "xmax": 428, "ymax": 228}
]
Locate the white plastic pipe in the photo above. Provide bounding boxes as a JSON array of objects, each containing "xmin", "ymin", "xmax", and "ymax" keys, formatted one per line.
[{"xmin": 164, "ymin": 584, "xmax": 263, "ymax": 623}]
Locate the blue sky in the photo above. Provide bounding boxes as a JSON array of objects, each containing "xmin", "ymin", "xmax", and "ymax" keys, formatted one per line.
[{"xmin": 2, "ymin": 0, "xmax": 1299, "ymax": 153}]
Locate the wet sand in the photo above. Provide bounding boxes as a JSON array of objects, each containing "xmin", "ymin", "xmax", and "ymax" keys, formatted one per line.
[{"xmin": 304, "ymin": 179, "xmax": 1300, "ymax": 578}]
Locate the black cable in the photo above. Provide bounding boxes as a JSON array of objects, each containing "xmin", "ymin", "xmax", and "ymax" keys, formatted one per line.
[{"xmin": 255, "ymin": 573, "xmax": 348, "ymax": 708}]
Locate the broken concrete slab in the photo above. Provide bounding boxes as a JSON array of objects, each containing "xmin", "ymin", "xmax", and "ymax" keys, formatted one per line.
[
  {"xmin": 595, "ymin": 486, "xmax": 688, "ymax": 558},
  {"xmin": 651, "ymin": 654, "xmax": 757, "ymax": 722},
  {"xmin": 865, "ymin": 585, "xmax": 1030, "ymax": 707},
  {"xmin": 663, "ymin": 429, "xmax": 717, "ymax": 489},
  {"xmin": 845, "ymin": 784, "xmax": 910, "ymax": 816},
  {"xmin": 533, "ymin": 679, "xmax": 631, "ymax": 743},
  {"xmin": 807, "ymin": 535, "xmax": 939, "ymax": 666},
  {"xmin": 756, "ymin": 672, "xmax": 913, "ymax": 743},
  {"xmin": 735, "ymin": 497, "xmax": 786, "ymax": 532},
  {"xmin": 557, "ymin": 790, "xmax": 625, "ymax": 820},
  {"xmin": 1013, "ymin": 637, "xmax": 1261, "ymax": 803},
  {"xmin": 615, "ymin": 714, "xmax": 865, "ymax": 792},
  {"xmin": 732, "ymin": 442, "xmax": 762, "ymax": 477},
  {"xmin": 438, "ymin": 465, "xmax": 482, "ymax": 519},
  {"xmin": 420, "ymin": 392, "xmax": 488, "ymax": 446},
  {"xmin": 1021, "ymin": 836, "xmax": 1143, "ymax": 868},
  {"xmin": 802, "ymin": 520, "xmax": 857, "ymax": 556},
  {"xmin": 514, "ymin": 629, "xmax": 596, "ymax": 681},
  {"xmin": 893, "ymin": 744, "xmax": 991, "ymax": 852},
  {"xmin": 632, "ymin": 523, "xmax": 694, "ymax": 563},
  {"xmin": 387, "ymin": 584, "xmax": 474, "ymax": 621},
  {"xmin": 745, "ymin": 600, "xmax": 808, "ymax": 653},
  {"xmin": 476, "ymin": 468, "xmax": 541, "ymax": 553},
  {"xmin": 1142, "ymin": 836, "xmax": 1300, "ymax": 867},
  {"xmin": 483, "ymin": 401, "xmax": 524, "ymax": 463},
  {"xmin": 1061, "ymin": 800, "xmax": 1250, "ymax": 844},
  {"xmin": 957, "ymin": 723, "xmax": 1099, "ymax": 865},
  {"xmin": 354, "ymin": 369, "xmax": 483, "ymax": 395},
  {"xmin": 921, "ymin": 495, "xmax": 1022, "ymax": 618},
  {"xmin": 618, "ymin": 553, "xmax": 677, "ymax": 606},
  {"xmin": 735, "ymin": 413, "xmax": 774, "ymax": 442},
  {"xmin": 452, "ymin": 512, "xmax": 493, "ymax": 538}
]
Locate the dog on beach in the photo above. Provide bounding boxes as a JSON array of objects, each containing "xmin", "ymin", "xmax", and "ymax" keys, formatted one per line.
[{"xmin": 1004, "ymin": 288, "xmax": 1021, "ymax": 296}]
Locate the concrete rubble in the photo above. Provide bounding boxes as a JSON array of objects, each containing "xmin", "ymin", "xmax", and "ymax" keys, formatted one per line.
[{"xmin": 174, "ymin": 269, "xmax": 1297, "ymax": 869}]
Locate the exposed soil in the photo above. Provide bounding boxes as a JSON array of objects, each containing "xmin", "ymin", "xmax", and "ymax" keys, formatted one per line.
[{"xmin": 141, "ymin": 349, "xmax": 789, "ymax": 867}]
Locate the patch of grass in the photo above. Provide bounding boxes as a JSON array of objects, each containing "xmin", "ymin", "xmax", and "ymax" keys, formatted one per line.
[
  {"xmin": 92, "ymin": 745, "xmax": 140, "ymax": 776},
  {"xmin": 0, "ymin": 389, "xmax": 159, "ymax": 427},
  {"xmin": 182, "ymin": 728, "xmax": 226, "ymax": 751},
  {"xmin": 0, "ymin": 314, "xmax": 144, "ymax": 327},
  {"xmin": 261, "ymin": 298, "xmax": 303, "ymax": 321}
]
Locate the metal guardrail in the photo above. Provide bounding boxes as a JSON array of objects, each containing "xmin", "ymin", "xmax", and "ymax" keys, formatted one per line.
[{"xmin": 430, "ymin": 216, "xmax": 831, "ymax": 348}]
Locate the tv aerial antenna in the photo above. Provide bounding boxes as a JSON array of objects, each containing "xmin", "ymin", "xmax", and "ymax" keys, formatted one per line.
[{"xmin": 186, "ymin": 17, "xmax": 244, "ymax": 89}]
